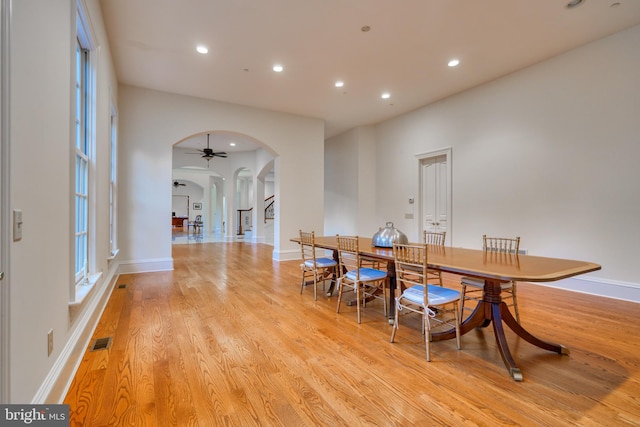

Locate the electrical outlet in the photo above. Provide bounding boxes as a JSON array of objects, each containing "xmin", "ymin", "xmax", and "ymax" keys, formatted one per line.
[{"xmin": 47, "ymin": 329, "xmax": 54, "ymax": 356}]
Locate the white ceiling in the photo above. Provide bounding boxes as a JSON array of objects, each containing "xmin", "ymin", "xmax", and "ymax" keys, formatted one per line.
[{"xmin": 100, "ymin": 0, "xmax": 640, "ymax": 151}]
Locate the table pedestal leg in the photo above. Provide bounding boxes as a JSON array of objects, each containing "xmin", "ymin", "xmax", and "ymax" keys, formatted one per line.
[
  {"xmin": 431, "ymin": 279, "xmax": 569, "ymax": 381},
  {"xmin": 491, "ymin": 303, "xmax": 523, "ymax": 381},
  {"xmin": 326, "ymin": 250, "xmax": 340, "ymax": 296},
  {"xmin": 499, "ymin": 299, "xmax": 569, "ymax": 355},
  {"xmin": 386, "ymin": 261, "xmax": 396, "ymax": 322}
]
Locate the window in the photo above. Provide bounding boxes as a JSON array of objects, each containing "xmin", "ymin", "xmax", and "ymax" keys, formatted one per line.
[
  {"xmin": 109, "ymin": 104, "xmax": 118, "ymax": 257},
  {"xmin": 75, "ymin": 6, "xmax": 94, "ymax": 285}
]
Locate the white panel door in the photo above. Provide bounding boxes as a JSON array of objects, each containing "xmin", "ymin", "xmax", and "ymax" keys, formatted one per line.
[{"xmin": 421, "ymin": 154, "xmax": 448, "ymax": 234}]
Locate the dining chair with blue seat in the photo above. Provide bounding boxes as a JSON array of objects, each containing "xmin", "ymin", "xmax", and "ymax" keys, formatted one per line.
[
  {"xmin": 335, "ymin": 235, "xmax": 388, "ymax": 324},
  {"xmin": 298, "ymin": 230, "xmax": 338, "ymax": 300},
  {"xmin": 390, "ymin": 242, "xmax": 461, "ymax": 361}
]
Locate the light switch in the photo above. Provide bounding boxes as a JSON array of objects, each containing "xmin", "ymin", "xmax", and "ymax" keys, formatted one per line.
[{"xmin": 13, "ymin": 209, "xmax": 23, "ymax": 241}]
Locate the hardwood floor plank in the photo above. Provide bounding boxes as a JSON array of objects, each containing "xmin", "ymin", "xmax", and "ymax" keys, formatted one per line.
[{"xmin": 64, "ymin": 243, "xmax": 640, "ymax": 426}]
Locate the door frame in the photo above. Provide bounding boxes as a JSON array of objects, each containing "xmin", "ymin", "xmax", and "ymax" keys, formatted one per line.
[
  {"xmin": 416, "ymin": 147, "xmax": 452, "ymax": 243},
  {"xmin": 1, "ymin": 0, "xmax": 11, "ymax": 403}
]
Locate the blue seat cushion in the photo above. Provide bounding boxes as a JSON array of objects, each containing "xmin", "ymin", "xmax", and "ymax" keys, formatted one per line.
[
  {"xmin": 304, "ymin": 257, "xmax": 337, "ymax": 268},
  {"xmin": 345, "ymin": 268, "xmax": 387, "ymax": 282},
  {"xmin": 401, "ymin": 284, "xmax": 459, "ymax": 306}
]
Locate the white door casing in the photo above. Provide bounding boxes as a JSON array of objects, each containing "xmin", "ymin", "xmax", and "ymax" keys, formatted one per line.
[
  {"xmin": 417, "ymin": 148, "xmax": 452, "ymax": 241},
  {"xmin": 1, "ymin": 0, "xmax": 10, "ymax": 403}
]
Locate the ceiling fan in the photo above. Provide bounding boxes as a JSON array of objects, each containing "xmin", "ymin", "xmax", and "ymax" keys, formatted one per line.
[
  {"xmin": 187, "ymin": 134, "xmax": 228, "ymax": 161},
  {"xmin": 173, "ymin": 180, "xmax": 186, "ymax": 188}
]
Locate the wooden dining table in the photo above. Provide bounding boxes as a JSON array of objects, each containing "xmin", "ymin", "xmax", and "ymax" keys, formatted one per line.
[{"xmin": 291, "ymin": 235, "xmax": 601, "ymax": 381}]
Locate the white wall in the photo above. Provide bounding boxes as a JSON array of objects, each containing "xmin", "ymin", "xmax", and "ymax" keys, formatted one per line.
[
  {"xmin": 324, "ymin": 126, "xmax": 378, "ymax": 236},
  {"xmin": 325, "ymin": 129, "xmax": 358, "ymax": 235},
  {"xmin": 118, "ymin": 85, "xmax": 325, "ymax": 265},
  {"xmin": 8, "ymin": 0, "xmax": 118, "ymax": 402},
  {"xmin": 326, "ymin": 25, "xmax": 640, "ymax": 301}
]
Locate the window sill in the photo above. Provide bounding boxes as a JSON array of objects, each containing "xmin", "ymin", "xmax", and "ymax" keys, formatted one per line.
[
  {"xmin": 107, "ymin": 248, "xmax": 120, "ymax": 261},
  {"xmin": 69, "ymin": 272, "xmax": 102, "ymax": 308}
]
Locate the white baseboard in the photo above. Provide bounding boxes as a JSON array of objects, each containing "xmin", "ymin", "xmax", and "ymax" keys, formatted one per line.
[
  {"xmin": 117, "ymin": 257, "xmax": 174, "ymax": 274},
  {"xmin": 34, "ymin": 263, "xmax": 120, "ymax": 404},
  {"xmin": 534, "ymin": 276, "xmax": 640, "ymax": 303},
  {"xmin": 272, "ymin": 248, "xmax": 300, "ymax": 261}
]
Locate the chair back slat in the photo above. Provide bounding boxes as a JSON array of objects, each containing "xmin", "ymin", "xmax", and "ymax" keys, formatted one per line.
[
  {"xmin": 483, "ymin": 235, "xmax": 520, "ymax": 254},
  {"xmin": 424, "ymin": 231, "xmax": 446, "ymax": 246},
  {"xmin": 299, "ymin": 230, "xmax": 317, "ymax": 264},
  {"xmin": 336, "ymin": 235, "xmax": 360, "ymax": 280}
]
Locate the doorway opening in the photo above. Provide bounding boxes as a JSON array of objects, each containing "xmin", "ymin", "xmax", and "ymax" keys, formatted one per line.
[{"xmin": 172, "ymin": 131, "xmax": 277, "ymax": 245}]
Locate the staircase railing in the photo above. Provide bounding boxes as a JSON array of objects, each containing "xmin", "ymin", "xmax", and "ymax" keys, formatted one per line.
[
  {"xmin": 237, "ymin": 195, "xmax": 275, "ymax": 235},
  {"xmin": 264, "ymin": 195, "xmax": 274, "ymax": 223}
]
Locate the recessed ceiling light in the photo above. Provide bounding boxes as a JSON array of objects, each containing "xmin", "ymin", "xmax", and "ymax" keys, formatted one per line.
[
  {"xmin": 381, "ymin": 92, "xmax": 391, "ymax": 99},
  {"xmin": 566, "ymin": 0, "xmax": 584, "ymax": 8},
  {"xmin": 448, "ymin": 59, "xmax": 460, "ymax": 67},
  {"xmin": 335, "ymin": 81, "xmax": 344, "ymax": 88},
  {"xmin": 230, "ymin": 142, "xmax": 236, "ymax": 147},
  {"xmin": 273, "ymin": 64, "xmax": 284, "ymax": 72},
  {"xmin": 196, "ymin": 45, "xmax": 208, "ymax": 54}
]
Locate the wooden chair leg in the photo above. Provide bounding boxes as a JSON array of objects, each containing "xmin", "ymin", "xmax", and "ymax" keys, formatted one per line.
[
  {"xmin": 336, "ymin": 278, "xmax": 344, "ymax": 313},
  {"xmin": 299, "ymin": 267, "xmax": 306, "ymax": 294},
  {"xmin": 390, "ymin": 305, "xmax": 399, "ymax": 343},
  {"xmin": 356, "ymin": 282, "xmax": 362, "ymax": 324},
  {"xmin": 454, "ymin": 303, "xmax": 461, "ymax": 350},
  {"xmin": 312, "ymin": 271, "xmax": 318, "ymax": 301},
  {"xmin": 425, "ymin": 316, "xmax": 432, "ymax": 362},
  {"xmin": 459, "ymin": 284, "xmax": 467, "ymax": 322}
]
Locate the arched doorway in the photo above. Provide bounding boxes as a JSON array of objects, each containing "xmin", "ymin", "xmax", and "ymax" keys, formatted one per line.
[{"xmin": 172, "ymin": 131, "xmax": 277, "ymax": 245}]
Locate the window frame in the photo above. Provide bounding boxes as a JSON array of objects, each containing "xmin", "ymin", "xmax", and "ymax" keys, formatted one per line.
[
  {"xmin": 74, "ymin": 3, "xmax": 96, "ymax": 290},
  {"xmin": 108, "ymin": 102, "xmax": 118, "ymax": 258}
]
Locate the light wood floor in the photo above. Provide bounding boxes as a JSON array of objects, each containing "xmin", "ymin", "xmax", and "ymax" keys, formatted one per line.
[{"xmin": 64, "ymin": 242, "xmax": 640, "ymax": 426}]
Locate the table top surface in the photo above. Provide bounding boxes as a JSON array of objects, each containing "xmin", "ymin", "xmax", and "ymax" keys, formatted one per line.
[{"xmin": 293, "ymin": 235, "xmax": 601, "ymax": 283}]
